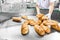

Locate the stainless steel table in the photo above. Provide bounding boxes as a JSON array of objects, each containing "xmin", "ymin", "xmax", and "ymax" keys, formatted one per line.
[{"xmin": 0, "ymin": 16, "xmax": 60, "ymax": 40}]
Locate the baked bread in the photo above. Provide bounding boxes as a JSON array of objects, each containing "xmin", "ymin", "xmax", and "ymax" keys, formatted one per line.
[
  {"xmin": 21, "ymin": 16, "xmax": 28, "ymax": 19},
  {"xmin": 51, "ymin": 23, "xmax": 60, "ymax": 31},
  {"xmin": 36, "ymin": 20, "xmax": 42, "ymax": 25},
  {"xmin": 21, "ymin": 23, "xmax": 29, "ymax": 35},
  {"xmin": 36, "ymin": 14, "xmax": 44, "ymax": 19},
  {"xmin": 42, "ymin": 16, "xmax": 48, "ymax": 20},
  {"xmin": 40, "ymin": 24, "xmax": 51, "ymax": 33},
  {"xmin": 12, "ymin": 17, "xmax": 21, "ymax": 22},
  {"xmin": 28, "ymin": 19, "xmax": 36, "ymax": 26},
  {"xmin": 34, "ymin": 25, "xmax": 45, "ymax": 36}
]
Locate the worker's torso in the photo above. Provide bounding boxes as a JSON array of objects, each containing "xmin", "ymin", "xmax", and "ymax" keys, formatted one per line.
[{"xmin": 38, "ymin": 0, "xmax": 50, "ymax": 9}]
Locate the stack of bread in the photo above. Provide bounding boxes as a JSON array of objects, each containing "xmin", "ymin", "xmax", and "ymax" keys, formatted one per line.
[{"xmin": 12, "ymin": 14, "xmax": 60, "ymax": 36}]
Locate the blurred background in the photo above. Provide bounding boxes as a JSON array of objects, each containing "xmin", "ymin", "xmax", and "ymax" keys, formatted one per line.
[
  {"xmin": 0, "ymin": 0, "xmax": 60, "ymax": 22},
  {"xmin": 0, "ymin": 0, "xmax": 60, "ymax": 40},
  {"xmin": 0, "ymin": 0, "xmax": 60, "ymax": 12}
]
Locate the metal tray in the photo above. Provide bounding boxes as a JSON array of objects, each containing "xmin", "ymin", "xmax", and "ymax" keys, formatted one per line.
[{"xmin": 0, "ymin": 16, "xmax": 60, "ymax": 40}]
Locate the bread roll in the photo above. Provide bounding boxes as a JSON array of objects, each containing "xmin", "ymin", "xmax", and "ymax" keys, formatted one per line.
[
  {"xmin": 40, "ymin": 24, "xmax": 51, "ymax": 33},
  {"xmin": 49, "ymin": 20, "xmax": 58, "ymax": 26},
  {"xmin": 12, "ymin": 17, "xmax": 21, "ymax": 22},
  {"xmin": 34, "ymin": 25, "xmax": 45, "ymax": 36},
  {"xmin": 43, "ymin": 20, "xmax": 50, "ymax": 26},
  {"xmin": 43, "ymin": 20, "xmax": 58, "ymax": 26},
  {"xmin": 21, "ymin": 16, "xmax": 28, "ymax": 19},
  {"xmin": 51, "ymin": 25, "xmax": 60, "ymax": 31},
  {"xmin": 42, "ymin": 16, "xmax": 48, "ymax": 20},
  {"xmin": 24, "ymin": 20, "xmax": 29, "ymax": 25},
  {"xmin": 28, "ymin": 19, "xmax": 36, "ymax": 26},
  {"xmin": 36, "ymin": 14, "xmax": 44, "ymax": 19},
  {"xmin": 36, "ymin": 20, "xmax": 42, "ymax": 25},
  {"xmin": 21, "ymin": 23, "xmax": 29, "ymax": 35}
]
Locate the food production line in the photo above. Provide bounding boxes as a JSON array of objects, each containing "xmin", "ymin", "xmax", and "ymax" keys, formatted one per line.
[{"xmin": 0, "ymin": 0, "xmax": 60, "ymax": 40}]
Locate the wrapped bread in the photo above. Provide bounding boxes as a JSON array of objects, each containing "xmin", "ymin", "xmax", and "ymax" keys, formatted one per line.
[
  {"xmin": 34, "ymin": 25, "xmax": 45, "ymax": 36},
  {"xmin": 36, "ymin": 20, "xmax": 42, "ymax": 25},
  {"xmin": 12, "ymin": 17, "xmax": 21, "ymax": 22},
  {"xmin": 36, "ymin": 14, "xmax": 44, "ymax": 19},
  {"xmin": 40, "ymin": 24, "xmax": 51, "ymax": 33},
  {"xmin": 21, "ymin": 23, "xmax": 29, "ymax": 35},
  {"xmin": 51, "ymin": 23, "xmax": 60, "ymax": 31},
  {"xmin": 21, "ymin": 16, "xmax": 28, "ymax": 19},
  {"xmin": 28, "ymin": 19, "xmax": 36, "ymax": 26}
]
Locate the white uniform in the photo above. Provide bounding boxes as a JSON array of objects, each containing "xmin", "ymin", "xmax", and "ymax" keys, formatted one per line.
[{"xmin": 37, "ymin": 0, "xmax": 56, "ymax": 9}]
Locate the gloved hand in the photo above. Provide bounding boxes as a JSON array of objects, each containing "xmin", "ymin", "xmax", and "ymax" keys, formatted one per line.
[
  {"xmin": 45, "ymin": 13, "xmax": 52, "ymax": 28},
  {"xmin": 45, "ymin": 13, "xmax": 52, "ymax": 20}
]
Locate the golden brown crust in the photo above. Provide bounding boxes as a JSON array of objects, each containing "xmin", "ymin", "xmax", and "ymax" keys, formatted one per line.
[
  {"xmin": 36, "ymin": 20, "xmax": 42, "ymax": 25},
  {"xmin": 12, "ymin": 17, "xmax": 21, "ymax": 22},
  {"xmin": 42, "ymin": 20, "xmax": 58, "ymax": 26},
  {"xmin": 51, "ymin": 25, "xmax": 60, "ymax": 31},
  {"xmin": 28, "ymin": 19, "xmax": 36, "ymax": 26},
  {"xmin": 42, "ymin": 20, "xmax": 50, "ymax": 26},
  {"xmin": 21, "ymin": 16, "xmax": 28, "ymax": 19},
  {"xmin": 36, "ymin": 14, "xmax": 44, "ymax": 19},
  {"xmin": 24, "ymin": 20, "xmax": 29, "ymax": 25},
  {"xmin": 34, "ymin": 25, "xmax": 45, "ymax": 36},
  {"xmin": 42, "ymin": 16, "xmax": 48, "ymax": 20},
  {"xmin": 49, "ymin": 20, "xmax": 58, "ymax": 26},
  {"xmin": 40, "ymin": 24, "xmax": 51, "ymax": 33},
  {"xmin": 21, "ymin": 23, "xmax": 29, "ymax": 35}
]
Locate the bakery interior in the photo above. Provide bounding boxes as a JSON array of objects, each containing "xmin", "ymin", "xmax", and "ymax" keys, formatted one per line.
[{"xmin": 0, "ymin": 0, "xmax": 60, "ymax": 40}]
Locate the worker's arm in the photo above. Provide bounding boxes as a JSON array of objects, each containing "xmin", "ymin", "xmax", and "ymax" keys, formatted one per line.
[
  {"xmin": 36, "ymin": 3, "xmax": 41, "ymax": 14},
  {"xmin": 45, "ymin": 2, "xmax": 55, "ymax": 20},
  {"xmin": 48, "ymin": 2, "xmax": 55, "ymax": 14}
]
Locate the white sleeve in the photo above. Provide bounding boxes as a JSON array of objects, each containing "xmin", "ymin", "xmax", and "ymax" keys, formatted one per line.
[{"xmin": 50, "ymin": 0, "xmax": 56, "ymax": 2}]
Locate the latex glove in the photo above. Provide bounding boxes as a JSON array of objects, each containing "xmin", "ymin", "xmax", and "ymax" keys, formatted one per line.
[
  {"xmin": 45, "ymin": 13, "xmax": 52, "ymax": 28},
  {"xmin": 45, "ymin": 13, "xmax": 52, "ymax": 20}
]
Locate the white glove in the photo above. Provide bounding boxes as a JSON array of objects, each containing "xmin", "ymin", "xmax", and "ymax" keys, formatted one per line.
[
  {"xmin": 45, "ymin": 13, "xmax": 52, "ymax": 28},
  {"xmin": 45, "ymin": 13, "xmax": 52, "ymax": 20}
]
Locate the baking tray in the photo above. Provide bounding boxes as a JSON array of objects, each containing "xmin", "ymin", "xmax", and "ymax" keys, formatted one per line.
[{"xmin": 0, "ymin": 16, "xmax": 60, "ymax": 40}]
